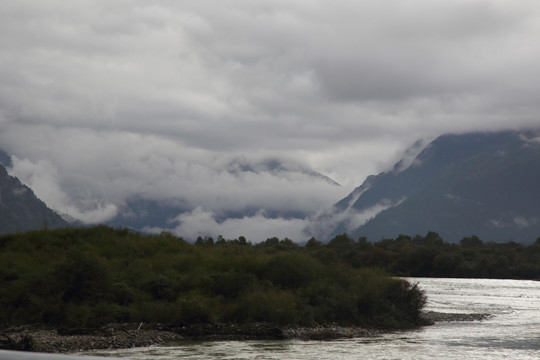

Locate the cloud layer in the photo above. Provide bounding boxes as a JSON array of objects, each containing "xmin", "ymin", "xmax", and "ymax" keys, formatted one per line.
[{"xmin": 1, "ymin": 1, "xmax": 540, "ymax": 241}]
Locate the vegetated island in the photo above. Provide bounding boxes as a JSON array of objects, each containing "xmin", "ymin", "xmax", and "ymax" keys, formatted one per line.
[{"xmin": 0, "ymin": 227, "xmax": 518, "ymax": 353}]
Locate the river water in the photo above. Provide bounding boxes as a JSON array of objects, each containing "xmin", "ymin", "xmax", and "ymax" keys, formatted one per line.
[{"xmin": 79, "ymin": 278, "xmax": 540, "ymax": 360}]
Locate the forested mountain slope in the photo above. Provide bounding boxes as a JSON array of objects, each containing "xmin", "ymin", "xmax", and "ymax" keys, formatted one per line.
[
  {"xmin": 0, "ymin": 162, "xmax": 67, "ymax": 234},
  {"xmin": 309, "ymin": 130, "xmax": 540, "ymax": 244}
]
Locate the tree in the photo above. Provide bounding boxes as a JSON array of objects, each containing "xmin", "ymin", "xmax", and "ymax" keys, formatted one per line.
[
  {"xmin": 328, "ymin": 233, "xmax": 355, "ymax": 248},
  {"xmin": 357, "ymin": 236, "xmax": 372, "ymax": 250},
  {"xmin": 306, "ymin": 237, "xmax": 322, "ymax": 248},
  {"xmin": 56, "ymin": 251, "xmax": 111, "ymax": 304},
  {"xmin": 460, "ymin": 235, "xmax": 483, "ymax": 248},
  {"xmin": 195, "ymin": 236, "xmax": 204, "ymax": 246}
]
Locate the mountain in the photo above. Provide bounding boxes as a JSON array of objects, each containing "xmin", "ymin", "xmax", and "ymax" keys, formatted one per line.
[
  {"xmin": 226, "ymin": 158, "xmax": 341, "ymax": 187},
  {"xmin": 106, "ymin": 197, "xmax": 192, "ymax": 232},
  {"xmin": 0, "ymin": 149, "xmax": 12, "ymax": 168},
  {"xmin": 308, "ymin": 129, "xmax": 540, "ymax": 244},
  {"xmin": 0, "ymin": 162, "xmax": 68, "ymax": 234},
  {"xmin": 107, "ymin": 158, "xmax": 340, "ymax": 233}
]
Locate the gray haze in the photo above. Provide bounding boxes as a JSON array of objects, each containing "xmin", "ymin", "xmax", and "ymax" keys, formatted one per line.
[{"xmin": 1, "ymin": 1, "xmax": 539, "ymax": 241}]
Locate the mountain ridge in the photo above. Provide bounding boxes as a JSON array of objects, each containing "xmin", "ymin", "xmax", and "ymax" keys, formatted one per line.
[
  {"xmin": 0, "ymin": 162, "xmax": 68, "ymax": 234},
  {"xmin": 308, "ymin": 129, "xmax": 540, "ymax": 244}
]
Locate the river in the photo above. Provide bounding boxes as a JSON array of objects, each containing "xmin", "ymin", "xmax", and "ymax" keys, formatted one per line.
[{"xmin": 76, "ymin": 278, "xmax": 540, "ymax": 360}]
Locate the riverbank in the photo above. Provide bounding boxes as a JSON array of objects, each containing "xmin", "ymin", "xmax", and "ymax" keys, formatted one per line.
[
  {"xmin": 0, "ymin": 311, "xmax": 491, "ymax": 353},
  {"xmin": 0, "ymin": 325, "xmax": 179, "ymax": 353}
]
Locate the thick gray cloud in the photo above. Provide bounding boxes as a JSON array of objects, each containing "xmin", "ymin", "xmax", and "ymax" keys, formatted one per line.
[{"xmin": 1, "ymin": 0, "xmax": 539, "ymax": 241}]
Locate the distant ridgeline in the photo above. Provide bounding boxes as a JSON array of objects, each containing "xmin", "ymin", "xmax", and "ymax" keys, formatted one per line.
[
  {"xmin": 308, "ymin": 129, "xmax": 540, "ymax": 244},
  {"xmin": 324, "ymin": 232, "xmax": 540, "ymax": 280},
  {"xmin": 106, "ymin": 157, "xmax": 341, "ymax": 233}
]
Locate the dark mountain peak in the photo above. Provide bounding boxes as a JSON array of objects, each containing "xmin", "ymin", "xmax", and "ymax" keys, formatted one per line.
[
  {"xmin": 390, "ymin": 138, "xmax": 429, "ymax": 174},
  {"xmin": 227, "ymin": 157, "xmax": 341, "ymax": 186},
  {"xmin": 0, "ymin": 148, "xmax": 12, "ymax": 168},
  {"xmin": 413, "ymin": 131, "xmax": 517, "ymax": 166}
]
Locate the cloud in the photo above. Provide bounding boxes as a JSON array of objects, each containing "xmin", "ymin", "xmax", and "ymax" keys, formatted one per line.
[
  {"xmin": 144, "ymin": 207, "xmax": 310, "ymax": 243},
  {"xmin": 306, "ymin": 193, "xmax": 406, "ymax": 240},
  {"xmin": 4, "ymin": 124, "xmax": 346, "ymax": 226},
  {"xmin": 1, "ymin": 1, "xmax": 540, "ymax": 238},
  {"xmin": 513, "ymin": 217, "xmax": 538, "ymax": 228},
  {"xmin": 490, "ymin": 216, "xmax": 540, "ymax": 229}
]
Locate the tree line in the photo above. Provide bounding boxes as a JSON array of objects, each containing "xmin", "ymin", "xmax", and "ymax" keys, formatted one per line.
[
  {"xmin": 196, "ymin": 231, "xmax": 540, "ymax": 280},
  {"xmin": 316, "ymin": 231, "xmax": 540, "ymax": 280}
]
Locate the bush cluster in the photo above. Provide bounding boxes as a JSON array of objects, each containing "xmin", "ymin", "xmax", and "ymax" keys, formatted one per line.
[{"xmin": 0, "ymin": 226, "xmax": 426, "ymax": 331}]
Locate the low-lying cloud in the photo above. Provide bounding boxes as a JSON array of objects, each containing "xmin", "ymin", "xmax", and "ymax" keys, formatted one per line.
[
  {"xmin": 145, "ymin": 207, "xmax": 310, "ymax": 243},
  {"xmin": 5, "ymin": 125, "xmax": 346, "ymax": 239}
]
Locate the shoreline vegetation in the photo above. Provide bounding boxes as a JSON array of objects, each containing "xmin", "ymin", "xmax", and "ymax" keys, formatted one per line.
[{"xmin": 0, "ymin": 226, "xmax": 533, "ymax": 353}]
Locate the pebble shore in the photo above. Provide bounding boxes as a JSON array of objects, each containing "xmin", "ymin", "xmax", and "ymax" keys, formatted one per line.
[
  {"xmin": 0, "ymin": 325, "xmax": 180, "ymax": 353},
  {"xmin": 0, "ymin": 311, "xmax": 491, "ymax": 353}
]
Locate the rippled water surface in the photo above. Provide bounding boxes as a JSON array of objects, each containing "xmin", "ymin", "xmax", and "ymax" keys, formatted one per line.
[{"xmin": 80, "ymin": 278, "xmax": 540, "ymax": 360}]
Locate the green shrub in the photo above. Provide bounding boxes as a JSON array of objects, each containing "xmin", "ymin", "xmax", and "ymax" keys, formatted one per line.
[
  {"xmin": 262, "ymin": 254, "xmax": 322, "ymax": 289},
  {"xmin": 209, "ymin": 270, "xmax": 256, "ymax": 299},
  {"xmin": 177, "ymin": 291, "xmax": 217, "ymax": 324},
  {"xmin": 240, "ymin": 289, "xmax": 299, "ymax": 325}
]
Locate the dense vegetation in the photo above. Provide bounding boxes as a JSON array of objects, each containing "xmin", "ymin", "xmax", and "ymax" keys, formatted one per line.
[
  {"xmin": 0, "ymin": 226, "xmax": 426, "ymax": 331},
  {"xmin": 324, "ymin": 232, "xmax": 540, "ymax": 280}
]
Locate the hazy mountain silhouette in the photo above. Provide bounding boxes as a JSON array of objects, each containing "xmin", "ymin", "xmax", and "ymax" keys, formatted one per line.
[{"xmin": 106, "ymin": 158, "xmax": 340, "ymax": 233}]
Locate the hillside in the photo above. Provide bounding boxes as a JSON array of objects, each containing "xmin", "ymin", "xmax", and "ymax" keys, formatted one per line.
[
  {"xmin": 308, "ymin": 130, "xmax": 540, "ymax": 244},
  {"xmin": 0, "ymin": 163, "xmax": 68, "ymax": 234}
]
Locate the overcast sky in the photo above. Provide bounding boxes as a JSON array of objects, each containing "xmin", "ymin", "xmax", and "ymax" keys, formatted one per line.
[{"xmin": 1, "ymin": 1, "xmax": 540, "ymax": 241}]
